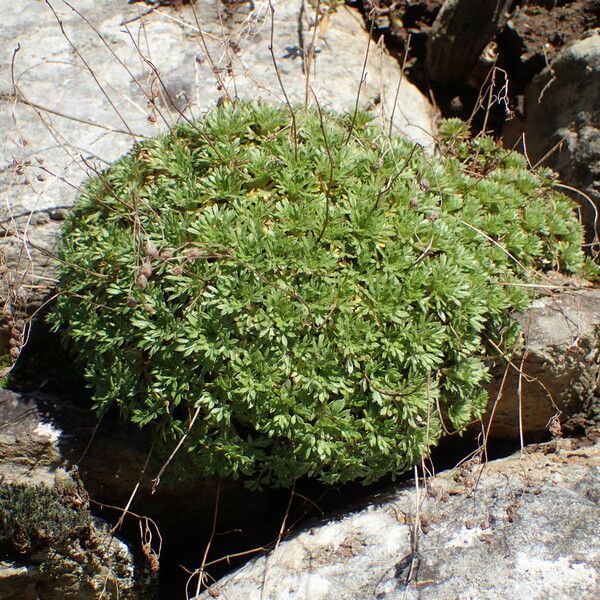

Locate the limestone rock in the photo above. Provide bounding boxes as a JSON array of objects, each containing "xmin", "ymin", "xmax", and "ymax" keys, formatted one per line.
[
  {"xmin": 0, "ymin": 398, "xmax": 153, "ymax": 600},
  {"xmin": 0, "ymin": 518, "xmax": 148, "ymax": 600},
  {"xmin": 0, "ymin": 390, "xmax": 155, "ymax": 599},
  {"xmin": 0, "ymin": 0, "xmax": 436, "ymax": 329},
  {"xmin": 196, "ymin": 439, "xmax": 600, "ymax": 600}
]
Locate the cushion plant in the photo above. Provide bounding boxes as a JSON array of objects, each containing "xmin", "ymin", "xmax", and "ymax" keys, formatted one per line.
[{"xmin": 50, "ymin": 102, "xmax": 591, "ymax": 487}]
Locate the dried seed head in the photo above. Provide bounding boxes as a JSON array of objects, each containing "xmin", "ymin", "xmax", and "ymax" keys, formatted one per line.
[
  {"xmin": 37, "ymin": 173, "xmax": 46, "ymax": 182},
  {"xmin": 126, "ymin": 296, "xmax": 138, "ymax": 308},
  {"xmin": 161, "ymin": 249, "xmax": 174, "ymax": 259},
  {"xmin": 15, "ymin": 319, "xmax": 25, "ymax": 332},
  {"xmin": 185, "ymin": 248, "xmax": 200, "ymax": 263},
  {"xmin": 140, "ymin": 261, "xmax": 153, "ymax": 277},
  {"xmin": 10, "ymin": 327, "xmax": 21, "ymax": 339},
  {"xmin": 136, "ymin": 274, "xmax": 148, "ymax": 289},
  {"xmin": 9, "ymin": 338, "xmax": 19, "ymax": 347},
  {"xmin": 409, "ymin": 197, "xmax": 419, "ymax": 209},
  {"xmin": 171, "ymin": 265, "xmax": 183, "ymax": 276},
  {"xmin": 428, "ymin": 211, "xmax": 440, "ymax": 222},
  {"xmin": 419, "ymin": 178, "xmax": 430, "ymax": 192},
  {"xmin": 9, "ymin": 347, "xmax": 20, "ymax": 358},
  {"xmin": 228, "ymin": 39, "xmax": 241, "ymax": 54},
  {"xmin": 145, "ymin": 240, "xmax": 159, "ymax": 259},
  {"xmin": 548, "ymin": 415, "xmax": 562, "ymax": 438},
  {"xmin": 144, "ymin": 303, "xmax": 156, "ymax": 315},
  {"xmin": 195, "ymin": 52, "xmax": 207, "ymax": 64}
]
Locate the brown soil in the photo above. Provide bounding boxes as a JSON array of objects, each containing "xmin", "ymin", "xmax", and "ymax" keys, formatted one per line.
[
  {"xmin": 360, "ymin": 0, "xmax": 600, "ymax": 125},
  {"xmin": 502, "ymin": 0, "xmax": 600, "ymax": 92}
]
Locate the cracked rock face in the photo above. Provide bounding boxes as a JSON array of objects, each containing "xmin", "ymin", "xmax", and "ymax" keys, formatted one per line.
[
  {"xmin": 197, "ymin": 439, "xmax": 600, "ymax": 600},
  {"xmin": 0, "ymin": 518, "xmax": 148, "ymax": 600},
  {"xmin": 0, "ymin": 0, "xmax": 436, "ymax": 329}
]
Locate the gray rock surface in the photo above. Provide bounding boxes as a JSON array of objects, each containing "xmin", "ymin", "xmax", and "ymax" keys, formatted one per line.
[
  {"xmin": 484, "ymin": 282, "xmax": 600, "ymax": 441},
  {"xmin": 197, "ymin": 437, "xmax": 600, "ymax": 600},
  {"xmin": 505, "ymin": 30, "xmax": 600, "ymax": 242},
  {"xmin": 0, "ymin": 0, "xmax": 436, "ymax": 328}
]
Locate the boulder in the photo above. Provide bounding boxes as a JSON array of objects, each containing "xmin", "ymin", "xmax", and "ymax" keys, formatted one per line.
[
  {"xmin": 196, "ymin": 437, "xmax": 600, "ymax": 599},
  {"xmin": 505, "ymin": 30, "xmax": 600, "ymax": 242},
  {"xmin": 0, "ymin": 390, "xmax": 155, "ymax": 599},
  {"xmin": 0, "ymin": 0, "xmax": 436, "ymax": 339},
  {"xmin": 484, "ymin": 282, "xmax": 600, "ymax": 441},
  {"xmin": 0, "ymin": 517, "xmax": 150, "ymax": 600}
]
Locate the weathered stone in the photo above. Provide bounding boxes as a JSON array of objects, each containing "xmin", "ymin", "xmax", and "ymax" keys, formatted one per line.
[
  {"xmin": 196, "ymin": 438, "xmax": 600, "ymax": 599},
  {"xmin": 0, "ymin": 398, "xmax": 153, "ymax": 600},
  {"xmin": 426, "ymin": 0, "xmax": 511, "ymax": 86},
  {"xmin": 0, "ymin": 390, "xmax": 156, "ymax": 599},
  {"xmin": 505, "ymin": 30, "xmax": 600, "ymax": 241},
  {"xmin": 0, "ymin": 518, "xmax": 149, "ymax": 600},
  {"xmin": 0, "ymin": 0, "xmax": 436, "ymax": 335},
  {"xmin": 484, "ymin": 283, "xmax": 600, "ymax": 441}
]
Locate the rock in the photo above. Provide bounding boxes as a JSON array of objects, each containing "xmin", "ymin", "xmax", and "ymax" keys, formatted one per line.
[
  {"xmin": 0, "ymin": 516, "xmax": 149, "ymax": 600},
  {"xmin": 484, "ymin": 283, "xmax": 600, "ymax": 441},
  {"xmin": 504, "ymin": 30, "xmax": 600, "ymax": 241},
  {"xmin": 0, "ymin": 404, "xmax": 154, "ymax": 600},
  {"xmin": 0, "ymin": 0, "xmax": 436, "ymax": 337},
  {"xmin": 0, "ymin": 389, "xmax": 155, "ymax": 599},
  {"xmin": 196, "ymin": 438, "xmax": 600, "ymax": 600},
  {"xmin": 0, "ymin": 387, "xmax": 151, "ymax": 506},
  {"xmin": 426, "ymin": 0, "xmax": 511, "ymax": 87}
]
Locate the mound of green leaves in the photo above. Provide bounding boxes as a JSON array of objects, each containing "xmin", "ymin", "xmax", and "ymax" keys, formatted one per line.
[{"xmin": 50, "ymin": 102, "xmax": 589, "ymax": 487}]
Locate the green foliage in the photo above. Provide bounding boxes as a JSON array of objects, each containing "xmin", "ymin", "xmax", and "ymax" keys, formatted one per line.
[
  {"xmin": 0, "ymin": 351, "xmax": 10, "ymax": 388},
  {"xmin": 0, "ymin": 481, "xmax": 92, "ymax": 555},
  {"xmin": 49, "ymin": 101, "xmax": 588, "ymax": 487}
]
